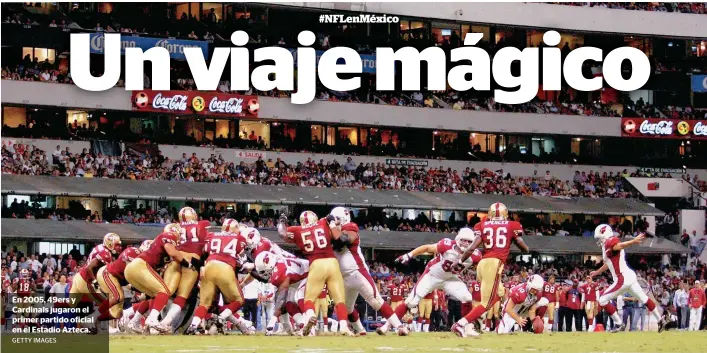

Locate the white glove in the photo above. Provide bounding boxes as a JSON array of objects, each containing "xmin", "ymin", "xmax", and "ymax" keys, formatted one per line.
[{"xmin": 395, "ymin": 252, "xmax": 414, "ymax": 264}]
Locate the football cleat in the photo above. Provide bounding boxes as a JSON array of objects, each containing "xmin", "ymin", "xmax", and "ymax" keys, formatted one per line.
[
  {"xmin": 396, "ymin": 326, "xmax": 409, "ymax": 336},
  {"xmin": 610, "ymin": 323, "xmax": 626, "ymax": 333},
  {"xmin": 127, "ymin": 321, "xmax": 143, "ymax": 334},
  {"xmin": 303, "ymin": 316, "xmax": 318, "ymax": 336},
  {"xmin": 339, "ymin": 326, "xmax": 355, "ymax": 337},
  {"xmin": 451, "ymin": 323, "xmax": 466, "ymax": 337},
  {"xmin": 146, "ymin": 321, "xmax": 171, "ymax": 334},
  {"xmin": 375, "ymin": 325, "xmax": 388, "ymax": 335},
  {"xmin": 657, "ymin": 318, "xmax": 666, "ymax": 333},
  {"xmin": 184, "ymin": 324, "xmax": 201, "ymax": 335}
]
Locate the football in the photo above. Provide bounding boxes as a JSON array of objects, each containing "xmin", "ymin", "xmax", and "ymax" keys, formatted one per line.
[{"xmin": 533, "ymin": 317, "xmax": 544, "ymax": 334}]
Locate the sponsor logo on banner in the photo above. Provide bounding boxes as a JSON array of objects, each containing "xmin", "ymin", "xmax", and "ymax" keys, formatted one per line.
[
  {"xmin": 636, "ymin": 167, "xmax": 685, "ymax": 175},
  {"xmin": 691, "ymin": 75, "xmax": 707, "ymax": 93},
  {"xmin": 89, "ymin": 33, "xmax": 209, "ymax": 60},
  {"xmin": 621, "ymin": 118, "xmax": 707, "ymax": 140},
  {"xmin": 131, "ymin": 90, "xmax": 259, "ymax": 118},
  {"xmin": 236, "ymin": 150, "xmax": 265, "ymax": 159},
  {"xmin": 385, "ymin": 158, "xmax": 429, "ymax": 166}
]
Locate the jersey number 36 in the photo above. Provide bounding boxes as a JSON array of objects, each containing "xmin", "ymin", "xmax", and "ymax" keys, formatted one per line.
[{"xmin": 482, "ymin": 227, "xmax": 507, "ymax": 249}]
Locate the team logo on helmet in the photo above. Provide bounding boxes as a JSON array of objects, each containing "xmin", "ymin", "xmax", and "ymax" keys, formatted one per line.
[
  {"xmin": 222, "ymin": 218, "xmax": 240, "ymax": 233},
  {"xmin": 103, "ymin": 233, "xmax": 122, "ymax": 254},
  {"xmin": 179, "ymin": 206, "xmax": 198, "ymax": 223}
]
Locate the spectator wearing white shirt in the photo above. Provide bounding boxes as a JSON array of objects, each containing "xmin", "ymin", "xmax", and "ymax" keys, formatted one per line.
[
  {"xmin": 242, "ymin": 279, "xmax": 262, "ymax": 328},
  {"xmin": 544, "ymin": 170, "xmax": 553, "ymax": 182},
  {"xmin": 260, "ymin": 283, "xmax": 277, "ymax": 332},
  {"xmin": 30, "ymin": 255, "xmax": 42, "ymax": 273},
  {"xmin": 49, "ymin": 275, "xmax": 68, "ymax": 297},
  {"xmin": 673, "ymin": 283, "xmax": 689, "ymax": 329}
]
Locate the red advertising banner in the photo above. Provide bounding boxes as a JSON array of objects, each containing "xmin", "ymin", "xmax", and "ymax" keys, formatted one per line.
[
  {"xmin": 131, "ymin": 90, "xmax": 259, "ymax": 118},
  {"xmin": 621, "ymin": 118, "xmax": 707, "ymax": 140}
]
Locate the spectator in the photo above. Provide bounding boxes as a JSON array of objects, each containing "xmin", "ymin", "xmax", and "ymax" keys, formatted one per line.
[
  {"xmin": 688, "ymin": 280, "xmax": 706, "ymax": 331},
  {"xmin": 674, "ymin": 282, "xmax": 689, "ymax": 329}
]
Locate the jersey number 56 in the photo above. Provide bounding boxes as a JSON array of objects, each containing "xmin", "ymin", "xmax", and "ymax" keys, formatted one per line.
[{"xmin": 301, "ymin": 229, "xmax": 328, "ymax": 252}]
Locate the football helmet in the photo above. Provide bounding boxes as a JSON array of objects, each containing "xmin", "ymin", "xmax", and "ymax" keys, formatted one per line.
[
  {"xmin": 222, "ymin": 218, "xmax": 240, "ymax": 234},
  {"xmin": 139, "ymin": 239, "xmax": 153, "ymax": 252},
  {"xmin": 527, "ymin": 274, "xmax": 544, "ymax": 293},
  {"xmin": 488, "ymin": 202, "xmax": 509, "ymax": 220},
  {"xmin": 330, "ymin": 207, "xmax": 351, "ymax": 225},
  {"xmin": 103, "ymin": 233, "xmax": 122, "ymax": 254},
  {"xmin": 164, "ymin": 223, "xmax": 181, "ymax": 241},
  {"xmin": 178, "ymin": 206, "xmax": 198, "ymax": 223},
  {"xmin": 243, "ymin": 227, "xmax": 262, "ymax": 251},
  {"xmin": 455, "ymin": 227, "xmax": 476, "ymax": 252},
  {"xmin": 254, "ymin": 251, "xmax": 277, "ymax": 279},
  {"xmin": 299, "ymin": 210, "xmax": 318, "ymax": 228},
  {"xmin": 594, "ymin": 224, "xmax": 614, "ymax": 247},
  {"xmin": 19, "ymin": 268, "xmax": 29, "ymax": 278}
]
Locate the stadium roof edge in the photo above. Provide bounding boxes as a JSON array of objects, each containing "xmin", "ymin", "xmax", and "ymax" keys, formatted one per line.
[{"xmin": 2, "ymin": 175, "xmax": 666, "ymax": 216}]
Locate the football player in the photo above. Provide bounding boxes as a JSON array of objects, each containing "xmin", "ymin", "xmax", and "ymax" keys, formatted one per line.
[
  {"xmin": 496, "ymin": 274, "xmax": 547, "ymax": 334},
  {"xmin": 535, "ymin": 275, "xmax": 559, "ymax": 332},
  {"xmin": 278, "ymin": 210, "xmax": 352, "ymax": 336},
  {"xmin": 186, "ymin": 222, "xmax": 249, "ymax": 334},
  {"xmin": 589, "ymin": 224, "xmax": 665, "ymax": 332},
  {"xmin": 253, "ymin": 251, "xmax": 310, "ymax": 335},
  {"xmin": 96, "ymin": 242, "xmax": 145, "ymax": 321},
  {"xmin": 329, "ymin": 206, "xmax": 404, "ymax": 335},
  {"xmin": 386, "ymin": 227, "xmax": 481, "ymax": 336},
  {"xmin": 454, "ymin": 203, "xmax": 529, "ymax": 337},
  {"xmin": 160, "ymin": 207, "xmax": 211, "ymax": 328},
  {"xmin": 579, "ymin": 275, "xmax": 599, "ymax": 332},
  {"xmin": 69, "ymin": 233, "xmax": 121, "ymax": 306},
  {"xmin": 125, "ymin": 223, "xmax": 191, "ymax": 333}
]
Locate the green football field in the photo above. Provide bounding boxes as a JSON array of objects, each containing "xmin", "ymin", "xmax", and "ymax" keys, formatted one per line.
[{"xmin": 109, "ymin": 331, "xmax": 707, "ymax": 353}]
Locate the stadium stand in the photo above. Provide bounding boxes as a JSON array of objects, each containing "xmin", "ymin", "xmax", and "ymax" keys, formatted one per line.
[{"xmin": 1, "ymin": 2, "xmax": 706, "ymax": 340}]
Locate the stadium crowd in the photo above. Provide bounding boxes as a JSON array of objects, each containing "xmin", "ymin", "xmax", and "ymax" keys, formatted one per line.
[{"xmin": 2, "ymin": 142, "xmax": 651, "ymax": 198}]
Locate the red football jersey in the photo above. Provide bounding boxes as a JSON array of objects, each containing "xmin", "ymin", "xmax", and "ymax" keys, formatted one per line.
[
  {"xmin": 473, "ymin": 219, "xmax": 523, "ymax": 262},
  {"xmin": 17, "ymin": 278, "xmax": 34, "ymax": 296},
  {"xmin": 543, "ymin": 281, "xmax": 558, "ymax": 301},
  {"xmin": 269, "ymin": 258, "xmax": 308, "ymax": 287},
  {"xmin": 205, "ymin": 232, "xmax": 247, "ymax": 269},
  {"xmin": 139, "ymin": 232, "xmax": 180, "ymax": 268},
  {"xmin": 179, "ymin": 220, "xmax": 211, "ymax": 256},
  {"xmin": 470, "ymin": 280, "xmax": 482, "ymax": 302},
  {"xmin": 106, "ymin": 246, "xmax": 141, "ymax": 285},
  {"xmin": 580, "ymin": 282, "xmax": 598, "ymax": 302},
  {"xmin": 79, "ymin": 244, "xmax": 114, "ymax": 280},
  {"xmin": 389, "ymin": 284, "xmax": 406, "ymax": 302},
  {"xmin": 286, "ymin": 219, "xmax": 335, "ymax": 262},
  {"xmin": 319, "ymin": 285, "xmax": 328, "ymax": 299}
]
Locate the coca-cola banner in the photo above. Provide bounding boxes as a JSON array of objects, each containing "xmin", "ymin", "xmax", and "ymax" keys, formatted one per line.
[
  {"xmin": 131, "ymin": 90, "xmax": 259, "ymax": 118},
  {"xmin": 621, "ymin": 118, "xmax": 707, "ymax": 140}
]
